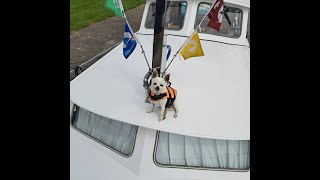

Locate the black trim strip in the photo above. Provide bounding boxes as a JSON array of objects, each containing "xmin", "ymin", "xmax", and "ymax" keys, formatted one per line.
[{"xmin": 135, "ymin": 33, "xmax": 250, "ymax": 48}]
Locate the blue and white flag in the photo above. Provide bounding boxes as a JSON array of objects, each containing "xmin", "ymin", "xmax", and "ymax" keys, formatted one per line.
[{"xmin": 123, "ymin": 21, "xmax": 137, "ymax": 59}]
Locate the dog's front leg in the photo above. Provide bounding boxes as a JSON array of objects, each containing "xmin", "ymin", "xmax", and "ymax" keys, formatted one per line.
[
  {"xmin": 173, "ymin": 98, "xmax": 178, "ymax": 118},
  {"xmin": 159, "ymin": 100, "xmax": 167, "ymax": 121},
  {"xmin": 164, "ymin": 109, "xmax": 167, "ymax": 119},
  {"xmin": 147, "ymin": 101, "xmax": 154, "ymax": 113},
  {"xmin": 144, "ymin": 89, "xmax": 150, "ymax": 103}
]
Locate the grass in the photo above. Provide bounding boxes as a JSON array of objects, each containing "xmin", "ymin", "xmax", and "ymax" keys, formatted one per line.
[{"xmin": 71, "ymin": 0, "xmax": 146, "ymax": 32}]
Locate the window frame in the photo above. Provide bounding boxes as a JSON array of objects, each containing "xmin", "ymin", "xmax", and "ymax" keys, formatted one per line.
[
  {"xmin": 144, "ymin": 1, "xmax": 188, "ymax": 31},
  {"xmin": 70, "ymin": 104, "xmax": 139, "ymax": 158},
  {"xmin": 195, "ymin": 2, "xmax": 244, "ymax": 39},
  {"xmin": 153, "ymin": 131, "xmax": 250, "ymax": 172}
]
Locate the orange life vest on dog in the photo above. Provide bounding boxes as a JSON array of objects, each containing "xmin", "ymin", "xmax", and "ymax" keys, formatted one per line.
[{"xmin": 148, "ymin": 87, "xmax": 177, "ymax": 108}]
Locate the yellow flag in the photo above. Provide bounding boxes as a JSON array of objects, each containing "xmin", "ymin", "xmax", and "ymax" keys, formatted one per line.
[{"xmin": 180, "ymin": 31, "xmax": 204, "ymax": 60}]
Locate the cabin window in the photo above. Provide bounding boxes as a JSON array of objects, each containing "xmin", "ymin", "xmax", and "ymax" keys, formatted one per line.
[
  {"xmin": 154, "ymin": 131, "xmax": 250, "ymax": 171},
  {"xmin": 145, "ymin": 1, "xmax": 187, "ymax": 30},
  {"xmin": 71, "ymin": 105, "xmax": 138, "ymax": 157},
  {"xmin": 195, "ymin": 3, "xmax": 243, "ymax": 38}
]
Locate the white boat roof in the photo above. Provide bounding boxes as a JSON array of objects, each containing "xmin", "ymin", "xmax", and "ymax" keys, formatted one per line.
[
  {"xmin": 70, "ymin": 34, "xmax": 250, "ymax": 140},
  {"xmin": 225, "ymin": 0, "xmax": 250, "ymax": 7},
  {"xmin": 139, "ymin": 0, "xmax": 250, "ymax": 45},
  {"xmin": 147, "ymin": 0, "xmax": 250, "ymax": 8}
]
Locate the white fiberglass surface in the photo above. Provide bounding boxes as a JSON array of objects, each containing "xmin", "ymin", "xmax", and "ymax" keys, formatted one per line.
[
  {"xmin": 70, "ymin": 34, "xmax": 249, "ymax": 140},
  {"xmin": 138, "ymin": 0, "xmax": 250, "ymax": 46},
  {"xmin": 70, "ymin": 126, "xmax": 250, "ymax": 180}
]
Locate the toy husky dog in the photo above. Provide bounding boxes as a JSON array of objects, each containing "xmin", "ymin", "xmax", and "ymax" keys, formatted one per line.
[{"xmin": 147, "ymin": 69, "xmax": 178, "ymax": 121}]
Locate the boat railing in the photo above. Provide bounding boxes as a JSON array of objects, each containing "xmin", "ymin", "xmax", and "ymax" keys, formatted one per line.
[{"xmin": 70, "ymin": 41, "xmax": 122, "ymax": 81}]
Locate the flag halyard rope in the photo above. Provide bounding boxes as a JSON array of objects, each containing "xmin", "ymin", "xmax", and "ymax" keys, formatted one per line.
[
  {"xmin": 121, "ymin": 7, "xmax": 151, "ymax": 70},
  {"xmin": 162, "ymin": 1, "xmax": 218, "ymax": 75}
]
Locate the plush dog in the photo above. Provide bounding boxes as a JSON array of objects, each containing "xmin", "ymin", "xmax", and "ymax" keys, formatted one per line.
[{"xmin": 147, "ymin": 69, "xmax": 178, "ymax": 121}]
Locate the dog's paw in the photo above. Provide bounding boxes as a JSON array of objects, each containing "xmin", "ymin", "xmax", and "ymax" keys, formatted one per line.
[
  {"xmin": 145, "ymin": 99, "xmax": 150, "ymax": 103},
  {"xmin": 158, "ymin": 116, "xmax": 165, "ymax": 122},
  {"xmin": 147, "ymin": 109, "xmax": 153, "ymax": 113},
  {"xmin": 174, "ymin": 113, "xmax": 178, "ymax": 118}
]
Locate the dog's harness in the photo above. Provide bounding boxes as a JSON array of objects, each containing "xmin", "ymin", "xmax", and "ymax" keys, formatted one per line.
[{"xmin": 148, "ymin": 86, "xmax": 177, "ymax": 108}]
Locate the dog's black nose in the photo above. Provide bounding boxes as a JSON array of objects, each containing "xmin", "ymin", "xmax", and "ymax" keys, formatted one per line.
[{"xmin": 155, "ymin": 86, "xmax": 160, "ymax": 91}]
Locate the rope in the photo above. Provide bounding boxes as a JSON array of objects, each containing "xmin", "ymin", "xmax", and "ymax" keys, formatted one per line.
[
  {"xmin": 161, "ymin": 29, "xmax": 196, "ymax": 77},
  {"xmin": 140, "ymin": 44, "xmax": 151, "ymax": 70},
  {"xmin": 161, "ymin": 2, "xmax": 222, "ymax": 76},
  {"xmin": 161, "ymin": 3, "xmax": 215, "ymax": 76},
  {"xmin": 198, "ymin": 4, "xmax": 212, "ymax": 28},
  {"xmin": 122, "ymin": 10, "xmax": 151, "ymax": 70}
]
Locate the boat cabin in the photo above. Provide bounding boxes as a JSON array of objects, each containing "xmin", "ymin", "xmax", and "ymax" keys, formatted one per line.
[{"xmin": 70, "ymin": 0, "xmax": 250, "ymax": 179}]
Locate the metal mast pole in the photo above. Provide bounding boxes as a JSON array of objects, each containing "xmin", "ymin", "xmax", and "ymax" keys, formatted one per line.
[{"xmin": 152, "ymin": 0, "xmax": 168, "ymax": 75}]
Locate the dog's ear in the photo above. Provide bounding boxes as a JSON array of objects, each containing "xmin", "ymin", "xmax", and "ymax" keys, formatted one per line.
[
  {"xmin": 164, "ymin": 74, "xmax": 170, "ymax": 82},
  {"xmin": 152, "ymin": 69, "xmax": 158, "ymax": 78}
]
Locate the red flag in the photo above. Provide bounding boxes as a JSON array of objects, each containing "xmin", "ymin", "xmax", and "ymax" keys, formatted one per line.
[{"xmin": 207, "ymin": 0, "xmax": 224, "ymax": 32}]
